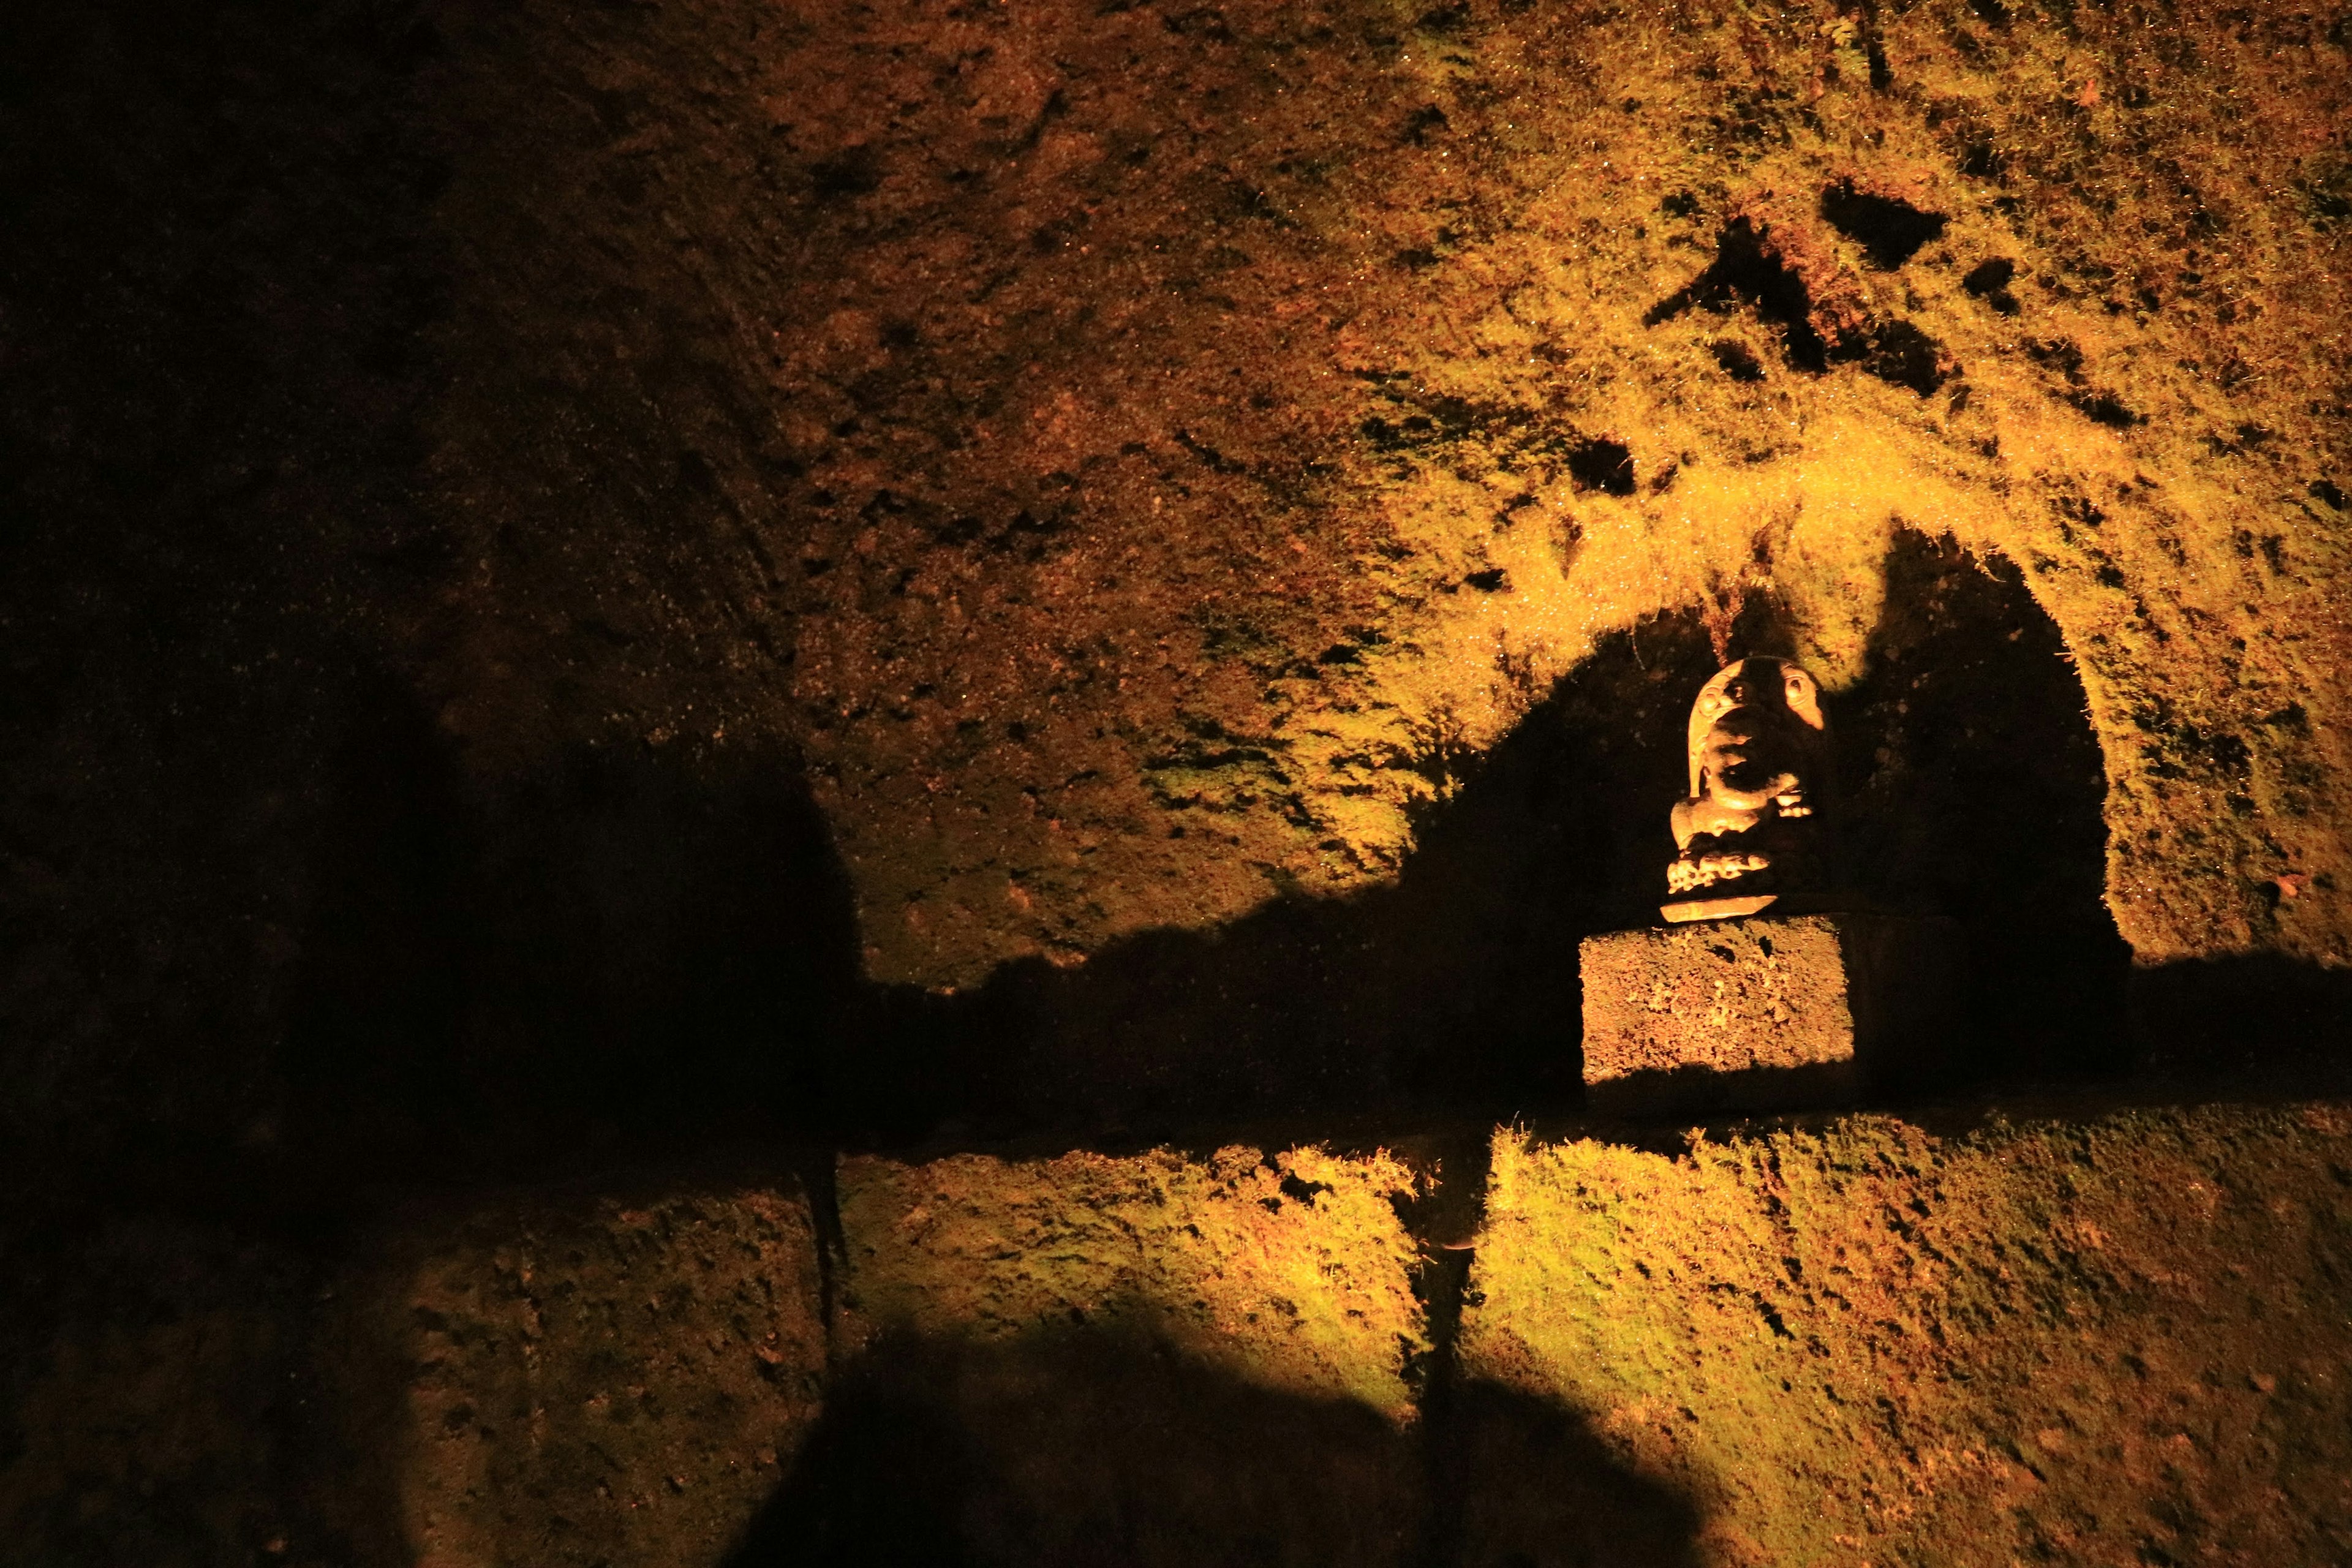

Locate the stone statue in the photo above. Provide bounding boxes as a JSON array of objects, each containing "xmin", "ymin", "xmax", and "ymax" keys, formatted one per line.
[{"xmin": 1662, "ymin": 657, "xmax": 1833, "ymax": 923}]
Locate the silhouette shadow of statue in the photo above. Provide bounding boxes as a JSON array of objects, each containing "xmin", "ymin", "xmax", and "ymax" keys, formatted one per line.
[
  {"xmin": 281, "ymin": 529, "xmax": 2135, "ymax": 1175},
  {"xmin": 851, "ymin": 528, "xmax": 2131, "ymax": 1145},
  {"xmin": 1829, "ymin": 532, "xmax": 2132, "ymax": 1082}
]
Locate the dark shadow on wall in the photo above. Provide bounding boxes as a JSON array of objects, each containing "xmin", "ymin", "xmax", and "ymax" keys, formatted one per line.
[
  {"xmin": 279, "ymin": 671, "xmax": 868, "ymax": 1189},
  {"xmin": 1829, "ymin": 530, "xmax": 2134, "ymax": 1082},
  {"xmin": 2129, "ymin": 951, "xmax": 2352, "ymax": 1090},
  {"xmin": 0, "ymin": 0, "xmax": 454, "ymax": 1193},
  {"xmin": 720, "ymin": 1332, "xmax": 1702, "ymax": 1568},
  {"xmin": 276, "ymin": 527, "xmax": 2135, "ymax": 1178},
  {"xmin": 837, "ymin": 528, "xmax": 2131, "ymax": 1146},
  {"xmin": 836, "ymin": 614, "xmax": 1713, "ymax": 1144},
  {"xmin": 1439, "ymin": 1381, "xmax": 1708, "ymax": 1568}
]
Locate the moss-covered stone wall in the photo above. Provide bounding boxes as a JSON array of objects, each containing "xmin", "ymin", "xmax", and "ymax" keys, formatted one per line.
[
  {"xmin": 1461, "ymin": 1105, "xmax": 2352, "ymax": 1565},
  {"xmin": 388, "ymin": 1186, "xmax": 827, "ymax": 1568},
  {"xmin": 837, "ymin": 1144, "xmax": 1428, "ymax": 1416},
  {"xmin": 419, "ymin": 0, "xmax": 2350, "ymax": 984}
]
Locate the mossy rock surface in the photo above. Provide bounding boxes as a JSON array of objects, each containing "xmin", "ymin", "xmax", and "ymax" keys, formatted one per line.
[
  {"xmin": 838, "ymin": 1144, "xmax": 1430, "ymax": 1418},
  {"xmin": 1461, "ymin": 1104, "xmax": 2352, "ymax": 1566},
  {"xmin": 422, "ymin": 0, "xmax": 2351, "ymax": 984}
]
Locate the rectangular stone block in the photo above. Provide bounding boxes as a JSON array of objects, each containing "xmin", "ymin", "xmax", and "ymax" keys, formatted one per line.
[{"xmin": 1579, "ymin": 911, "xmax": 1961, "ymax": 1109}]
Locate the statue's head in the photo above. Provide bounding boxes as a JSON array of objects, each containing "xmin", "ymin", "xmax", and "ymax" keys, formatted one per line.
[{"xmin": 1685, "ymin": 657, "xmax": 1827, "ymax": 811}]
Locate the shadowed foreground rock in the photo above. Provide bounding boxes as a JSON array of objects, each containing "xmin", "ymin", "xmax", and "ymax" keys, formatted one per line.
[{"xmin": 385, "ymin": 1186, "xmax": 827, "ymax": 1568}]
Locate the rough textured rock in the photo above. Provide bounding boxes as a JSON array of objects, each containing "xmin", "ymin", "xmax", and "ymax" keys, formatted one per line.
[
  {"xmin": 1459, "ymin": 1106, "xmax": 2352, "ymax": 1566},
  {"xmin": 1580, "ymin": 912, "xmax": 1963, "ymax": 1099},
  {"xmin": 4, "ymin": 0, "xmax": 2350, "ymax": 1558},
  {"xmin": 789, "ymin": 1145, "xmax": 1433, "ymax": 1563},
  {"xmin": 1582, "ymin": 915, "xmax": 1863, "ymax": 1081},
  {"xmin": 836, "ymin": 1144, "xmax": 1428, "ymax": 1417},
  {"xmin": 386, "ymin": 1184, "xmax": 826, "ymax": 1568},
  {"xmin": 419, "ymin": 0, "xmax": 2351, "ymax": 986},
  {"xmin": 731, "ymin": 1322, "xmax": 1431, "ymax": 1568}
]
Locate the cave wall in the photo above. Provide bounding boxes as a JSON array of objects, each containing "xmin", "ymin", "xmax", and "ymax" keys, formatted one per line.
[
  {"xmin": 7, "ymin": 0, "xmax": 2347, "ymax": 1172},
  {"xmin": 6, "ymin": 0, "xmax": 2352, "ymax": 1559},
  {"xmin": 415, "ymin": 0, "xmax": 2351, "ymax": 987}
]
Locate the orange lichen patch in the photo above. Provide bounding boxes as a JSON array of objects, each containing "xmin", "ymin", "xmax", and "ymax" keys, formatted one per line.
[
  {"xmin": 426, "ymin": 0, "xmax": 2349, "ymax": 984},
  {"xmin": 836, "ymin": 1145, "xmax": 1428, "ymax": 1419},
  {"xmin": 1461, "ymin": 1106, "xmax": 2352, "ymax": 1565},
  {"xmin": 391, "ymin": 1188, "xmax": 825, "ymax": 1568}
]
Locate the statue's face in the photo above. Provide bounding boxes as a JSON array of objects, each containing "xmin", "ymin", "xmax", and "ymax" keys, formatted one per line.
[{"xmin": 1687, "ymin": 657, "xmax": 1825, "ymax": 807}]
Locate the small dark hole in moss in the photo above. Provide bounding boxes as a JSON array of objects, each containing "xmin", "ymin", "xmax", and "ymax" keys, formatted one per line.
[
  {"xmin": 1566, "ymin": 438, "xmax": 1636, "ymax": 495},
  {"xmin": 1644, "ymin": 218, "xmax": 1829, "ymax": 371},
  {"xmin": 2075, "ymin": 391, "xmax": 2140, "ymax": 429},
  {"xmin": 810, "ymin": 145, "xmax": 883, "ymax": 201},
  {"xmin": 1959, "ymin": 139, "xmax": 2003, "ymax": 179},
  {"xmin": 1279, "ymin": 1172, "xmax": 1332, "ymax": 1205},
  {"xmin": 1400, "ymin": 104, "xmax": 1449, "ymax": 145},
  {"xmin": 1710, "ymin": 340, "xmax": 1766, "ymax": 382},
  {"xmin": 1863, "ymin": 321, "xmax": 1950, "ymax": 396},
  {"xmin": 1866, "ymin": 34, "xmax": 1892, "ymax": 88},
  {"xmin": 1820, "ymin": 180, "xmax": 1948, "ymax": 269},
  {"xmin": 1962, "ymin": 257, "xmax": 2015, "ymax": 295}
]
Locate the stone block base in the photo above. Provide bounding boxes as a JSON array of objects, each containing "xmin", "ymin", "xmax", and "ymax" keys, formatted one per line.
[{"xmin": 1578, "ymin": 911, "xmax": 1961, "ymax": 1111}]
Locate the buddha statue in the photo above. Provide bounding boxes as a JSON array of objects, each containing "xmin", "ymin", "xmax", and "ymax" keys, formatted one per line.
[{"xmin": 1662, "ymin": 656, "xmax": 1834, "ymax": 923}]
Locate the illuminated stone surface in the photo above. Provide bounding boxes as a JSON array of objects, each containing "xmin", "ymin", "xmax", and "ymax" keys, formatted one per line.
[
  {"xmin": 825, "ymin": 1145, "xmax": 1431, "ymax": 1566},
  {"xmin": 1580, "ymin": 912, "xmax": 1961, "ymax": 1102},
  {"xmin": 411, "ymin": 0, "xmax": 2351, "ymax": 986},
  {"xmin": 17, "ymin": 1117, "xmax": 2352, "ymax": 1562},
  {"xmin": 835, "ymin": 1144, "xmax": 1427, "ymax": 1420},
  {"xmin": 1460, "ymin": 1107, "xmax": 2352, "ymax": 1567}
]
